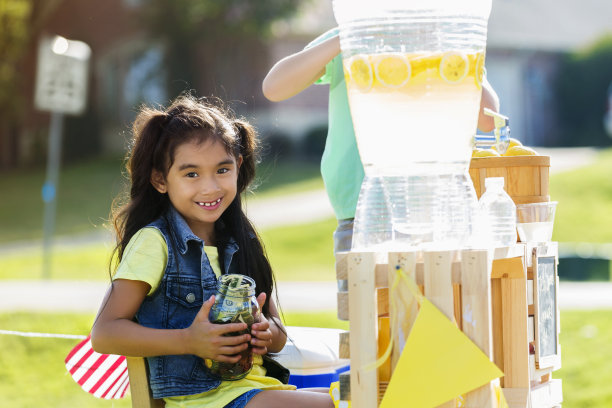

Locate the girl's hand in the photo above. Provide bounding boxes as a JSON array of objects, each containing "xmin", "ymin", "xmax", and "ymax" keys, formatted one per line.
[
  {"xmin": 251, "ymin": 293, "xmax": 273, "ymax": 355},
  {"xmin": 185, "ymin": 295, "xmax": 250, "ymax": 363}
]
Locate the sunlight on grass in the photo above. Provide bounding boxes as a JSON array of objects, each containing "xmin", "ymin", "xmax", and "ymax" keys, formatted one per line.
[
  {"xmin": 0, "ymin": 310, "xmax": 609, "ymax": 407},
  {"xmin": 0, "ymin": 243, "xmax": 113, "ymax": 280},
  {"xmin": 550, "ymin": 148, "xmax": 612, "ymax": 243},
  {"xmin": 0, "ymin": 219, "xmax": 337, "ymax": 281},
  {"xmin": 261, "ymin": 217, "xmax": 337, "ymax": 282}
]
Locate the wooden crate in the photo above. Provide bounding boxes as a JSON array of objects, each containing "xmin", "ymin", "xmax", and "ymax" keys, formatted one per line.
[
  {"xmin": 469, "ymin": 156, "xmax": 550, "ymax": 204},
  {"xmin": 336, "ymin": 243, "xmax": 562, "ymax": 408}
]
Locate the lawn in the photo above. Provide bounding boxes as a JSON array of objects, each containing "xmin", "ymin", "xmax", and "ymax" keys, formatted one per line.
[
  {"xmin": 550, "ymin": 147, "xmax": 612, "ymax": 243},
  {"xmin": 0, "ymin": 156, "xmax": 322, "ymax": 244},
  {"xmin": 0, "ymin": 311, "xmax": 346, "ymax": 408},
  {"xmin": 0, "ymin": 310, "xmax": 608, "ymax": 407},
  {"xmin": 0, "ymin": 216, "xmax": 337, "ymax": 281}
]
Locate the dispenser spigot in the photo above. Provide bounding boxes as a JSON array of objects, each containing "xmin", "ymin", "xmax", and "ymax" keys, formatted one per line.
[{"xmin": 473, "ymin": 109, "xmax": 511, "ymax": 154}]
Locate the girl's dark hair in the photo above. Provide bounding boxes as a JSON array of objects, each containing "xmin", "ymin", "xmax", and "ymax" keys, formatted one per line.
[{"xmin": 111, "ymin": 94, "xmax": 275, "ymax": 316}]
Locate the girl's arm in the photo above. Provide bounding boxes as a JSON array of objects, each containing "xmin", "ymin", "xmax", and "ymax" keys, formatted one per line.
[
  {"xmin": 91, "ymin": 279, "xmax": 250, "ymax": 363},
  {"xmin": 262, "ymin": 34, "xmax": 340, "ymax": 102},
  {"xmin": 251, "ymin": 293, "xmax": 287, "ymax": 354},
  {"xmin": 477, "ymin": 76, "xmax": 500, "ymax": 133}
]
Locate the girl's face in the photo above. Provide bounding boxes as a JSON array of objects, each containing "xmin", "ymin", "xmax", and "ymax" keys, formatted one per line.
[{"xmin": 151, "ymin": 139, "xmax": 242, "ymax": 245}]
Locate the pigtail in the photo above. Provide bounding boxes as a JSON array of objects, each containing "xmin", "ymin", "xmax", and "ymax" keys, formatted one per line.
[
  {"xmin": 111, "ymin": 109, "xmax": 171, "ymax": 264},
  {"xmin": 233, "ymin": 119, "xmax": 258, "ymax": 194}
]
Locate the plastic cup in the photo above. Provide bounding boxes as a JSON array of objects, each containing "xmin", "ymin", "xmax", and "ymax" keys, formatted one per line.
[{"xmin": 516, "ymin": 201, "xmax": 558, "ymax": 242}]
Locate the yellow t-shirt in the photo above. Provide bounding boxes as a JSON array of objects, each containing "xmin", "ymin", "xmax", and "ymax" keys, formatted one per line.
[{"xmin": 113, "ymin": 227, "xmax": 295, "ymax": 407}]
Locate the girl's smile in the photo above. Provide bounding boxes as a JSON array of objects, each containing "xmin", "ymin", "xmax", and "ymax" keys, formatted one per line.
[{"xmin": 197, "ymin": 197, "xmax": 222, "ymax": 209}]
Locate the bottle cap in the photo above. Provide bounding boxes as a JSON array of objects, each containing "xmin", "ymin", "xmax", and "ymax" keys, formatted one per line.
[{"xmin": 485, "ymin": 177, "xmax": 504, "ymax": 189}]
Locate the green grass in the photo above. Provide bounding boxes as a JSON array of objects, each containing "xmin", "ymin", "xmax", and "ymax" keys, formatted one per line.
[
  {"xmin": 0, "ymin": 157, "xmax": 125, "ymax": 243},
  {"xmin": 555, "ymin": 310, "xmax": 612, "ymax": 407},
  {"xmin": 0, "ymin": 218, "xmax": 337, "ymax": 281},
  {"xmin": 550, "ymin": 147, "xmax": 612, "ymax": 243},
  {"xmin": 0, "ymin": 310, "xmax": 608, "ymax": 407},
  {"xmin": 261, "ymin": 217, "xmax": 337, "ymax": 282},
  {"xmin": 0, "ymin": 156, "xmax": 322, "ymax": 244},
  {"xmin": 0, "ymin": 311, "xmax": 345, "ymax": 407}
]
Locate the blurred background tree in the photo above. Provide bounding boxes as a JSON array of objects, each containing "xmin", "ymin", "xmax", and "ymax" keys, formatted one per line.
[
  {"xmin": 555, "ymin": 35, "xmax": 612, "ymax": 147},
  {"xmin": 0, "ymin": 0, "xmax": 33, "ymax": 169},
  {"xmin": 143, "ymin": 0, "xmax": 301, "ymax": 104}
]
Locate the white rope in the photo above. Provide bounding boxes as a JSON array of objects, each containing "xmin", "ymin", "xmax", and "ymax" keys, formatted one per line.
[{"xmin": 0, "ymin": 329, "xmax": 87, "ymax": 340}]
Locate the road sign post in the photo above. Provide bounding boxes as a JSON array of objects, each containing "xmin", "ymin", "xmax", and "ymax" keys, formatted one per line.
[{"xmin": 34, "ymin": 35, "xmax": 91, "ymax": 279}]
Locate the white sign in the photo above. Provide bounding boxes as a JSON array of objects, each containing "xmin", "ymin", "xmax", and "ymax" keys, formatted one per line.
[{"xmin": 34, "ymin": 36, "xmax": 91, "ymax": 115}]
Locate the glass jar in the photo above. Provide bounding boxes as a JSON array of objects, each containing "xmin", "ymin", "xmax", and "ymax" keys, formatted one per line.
[{"xmin": 206, "ymin": 274, "xmax": 260, "ymax": 380}]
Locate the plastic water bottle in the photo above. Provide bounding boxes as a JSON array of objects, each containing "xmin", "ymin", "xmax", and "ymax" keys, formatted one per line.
[
  {"xmin": 351, "ymin": 174, "xmax": 393, "ymax": 251},
  {"xmin": 477, "ymin": 177, "xmax": 517, "ymax": 247}
]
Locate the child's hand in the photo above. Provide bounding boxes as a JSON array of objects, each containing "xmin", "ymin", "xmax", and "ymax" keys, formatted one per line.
[
  {"xmin": 185, "ymin": 295, "xmax": 250, "ymax": 363},
  {"xmin": 251, "ymin": 292, "xmax": 273, "ymax": 355}
]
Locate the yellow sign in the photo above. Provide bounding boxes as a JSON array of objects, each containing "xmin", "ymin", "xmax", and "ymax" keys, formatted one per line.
[{"xmin": 380, "ymin": 298, "xmax": 504, "ymax": 407}]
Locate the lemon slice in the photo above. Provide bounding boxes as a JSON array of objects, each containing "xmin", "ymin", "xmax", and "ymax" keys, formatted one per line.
[
  {"xmin": 440, "ymin": 52, "xmax": 469, "ymax": 84},
  {"xmin": 347, "ymin": 55, "xmax": 373, "ymax": 91},
  {"xmin": 374, "ymin": 54, "xmax": 411, "ymax": 88},
  {"xmin": 474, "ymin": 52, "xmax": 485, "ymax": 89}
]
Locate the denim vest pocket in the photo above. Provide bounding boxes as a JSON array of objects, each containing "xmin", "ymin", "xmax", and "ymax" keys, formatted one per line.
[{"xmin": 166, "ymin": 277, "xmax": 203, "ymax": 329}]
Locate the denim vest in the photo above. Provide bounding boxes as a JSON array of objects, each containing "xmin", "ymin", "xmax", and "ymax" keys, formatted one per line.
[{"xmin": 135, "ymin": 206, "xmax": 239, "ymax": 399}]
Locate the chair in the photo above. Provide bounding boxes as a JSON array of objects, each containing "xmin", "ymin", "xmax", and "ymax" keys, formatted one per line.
[{"xmin": 126, "ymin": 357, "xmax": 165, "ymax": 408}]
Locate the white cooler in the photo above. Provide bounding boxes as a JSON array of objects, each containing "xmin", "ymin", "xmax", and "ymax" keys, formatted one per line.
[{"xmin": 273, "ymin": 326, "xmax": 350, "ymax": 388}]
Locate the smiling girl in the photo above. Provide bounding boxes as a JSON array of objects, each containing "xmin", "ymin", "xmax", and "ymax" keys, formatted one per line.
[{"xmin": 91, "ymin": 95, "xmax": 333, "ymax": 408}]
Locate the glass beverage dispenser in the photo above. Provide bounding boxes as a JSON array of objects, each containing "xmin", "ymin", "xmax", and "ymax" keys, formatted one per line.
[{"xmin": 333, "ymin": 0, "xmax": 492, "ymax": 250}]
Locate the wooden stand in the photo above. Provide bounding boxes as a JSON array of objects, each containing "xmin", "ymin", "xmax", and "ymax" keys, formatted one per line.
[{"xmin": 336, "ymin": 243, "xmax": 562, "ymax": 408}]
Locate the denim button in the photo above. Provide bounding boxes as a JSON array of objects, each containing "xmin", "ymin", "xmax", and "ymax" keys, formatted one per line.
[{"xmin": 186, "ymin": 293, "xmax": 196, "ymax": 303}]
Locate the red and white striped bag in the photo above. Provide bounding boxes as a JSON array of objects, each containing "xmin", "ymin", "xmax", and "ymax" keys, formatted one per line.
[{"xmin": 64, "ymin": 335, "xmax": 129, "ymax": 399}]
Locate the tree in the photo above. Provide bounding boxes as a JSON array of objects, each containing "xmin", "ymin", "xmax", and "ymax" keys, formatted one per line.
[
  {"xmin": 0, "ymin": 0, "xmax": 33, "ymax": 168},
  {"xmin": 142, "ymin": 0, "xmax": 302, "ymax": 106},
  {"xmin": 555, "ymin": 36, "xmax": 612, "ymax": 146}
]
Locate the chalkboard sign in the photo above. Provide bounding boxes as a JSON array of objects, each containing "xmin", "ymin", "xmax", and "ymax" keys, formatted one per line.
[{"xmin": 534, "ymin": 255, "xmax": 560, "ymax": 368}]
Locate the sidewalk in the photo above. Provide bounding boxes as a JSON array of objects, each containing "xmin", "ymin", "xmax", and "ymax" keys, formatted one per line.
[{"xmin": 1, "ymin": 279, "xmax": 611, "ymax": 313}]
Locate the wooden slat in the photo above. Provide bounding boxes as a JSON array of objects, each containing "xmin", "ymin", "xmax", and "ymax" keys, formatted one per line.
[
  {"xmin": 348, "ymin": 252, "xmax": 378, "ymax": 408},
  {"xmin": 461, "ymin": 249, "xmax": 497, "ymax": 407},
  {"xmin": 500, "ymin": 249, "xmax": 530, "ymax": 389},
  {"xmin": 469, "ymin": 156, "xmax": 550, "ymax": 168},
  {"xmin": 501, "ymin": 387, "xmax": 529, "ymax": 408},
  {"xmin": 491, "ymin": 277, "xmax": 504, "ymax": 384},
  {"xmin": 126, "ymin": 357, "xmax": 164, "ymax": 408},
  {"xmin": 424, "ymin": 250, "xmax": 456, "ymax": 408},
  {"xmin": 338, "ymin": 289, "xmax": 388, "ymax": 320},
  {"xmin": 336, "ymin": 251, "xmax": 349, "ymax": 281},
  {"xmin": 339, "ymin": 331, "xmax": 350, "ymax": 359},
  {"xmin": 424, "ymin": 251, "xmax": 455, "ymax": 321},
  {"xmin": 491, "ymin": 257, "xmax": 524, "ymax": 279},
  {"xmin": 452, "ymin": 283, "xmax": 463, "ymax": 330},
  {"xmin": 387, "ymin": 252, "xmax": 418, "ymax": 373},
  {"xmin": 378, "ymin": 316, "xmax": 391, "ymax": 382},
  {"xmin": 337, "ymin": 291, "xmax": 349, "ymax": 321}
]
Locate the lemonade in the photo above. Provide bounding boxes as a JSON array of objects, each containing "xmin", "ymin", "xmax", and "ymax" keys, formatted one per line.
[{"xmin": 343, "ymin": 51, "xmax": 484, "ymax": 169}]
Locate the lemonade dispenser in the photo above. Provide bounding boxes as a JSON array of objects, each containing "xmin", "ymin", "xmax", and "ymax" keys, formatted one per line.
[{"xmin": 333, "ymin": 0, "xmax": 492, "ymax": 249}]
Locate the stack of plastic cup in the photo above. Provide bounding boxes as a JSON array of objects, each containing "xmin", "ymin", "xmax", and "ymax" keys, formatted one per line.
[{"xmin": 334, "ymin": 0, "xmax": 492, "ymax": 250}]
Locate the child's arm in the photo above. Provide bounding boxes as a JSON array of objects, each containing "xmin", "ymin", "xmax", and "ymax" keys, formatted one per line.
[
  {"xmin": 477, "ymin": 76, "xmax": 500, "ymax": 133},
  {"xmin": 91, "ymin": 279, "xmax": 250, "ymax": 363},
  {"xmin": 262, "ymin": 34, "xmax": 340, "ymax": 102},
  {"xmin": 251, "ymin": 293, "xmax": 287, "ymax": 354}
]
